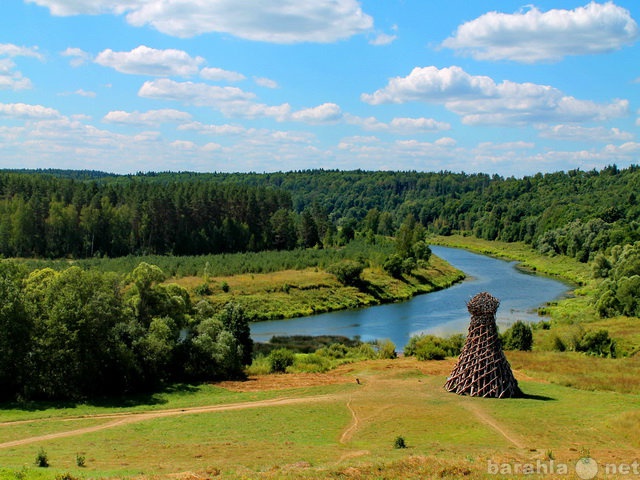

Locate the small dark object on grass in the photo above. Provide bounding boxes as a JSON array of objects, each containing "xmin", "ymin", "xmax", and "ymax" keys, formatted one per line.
[
  {"xmin": 35, "ymin": 447, "xmax": 49, "ymax": 468},
  {"xmin": 394, "ymin": 436, "xmax": 407, "ymax": 449}
]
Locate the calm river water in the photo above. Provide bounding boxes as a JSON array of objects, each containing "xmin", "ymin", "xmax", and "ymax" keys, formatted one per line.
[{"xmin": 249, "ymin": 246, "xmax": 571, "ymax": 349}]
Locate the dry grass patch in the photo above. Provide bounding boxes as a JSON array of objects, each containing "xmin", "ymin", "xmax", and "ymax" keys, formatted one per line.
[{"xmin": 507, "ymin": 350, "xmax": 640, "ymax": 394}]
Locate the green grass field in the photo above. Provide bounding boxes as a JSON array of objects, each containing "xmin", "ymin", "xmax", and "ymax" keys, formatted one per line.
[
  {"xmin": 1, "ymin": 357, "xmax": 639, "ymax": 479},
  {"xmin": 175, "ymin": 254, "xmax": 464, "ymax": 321}
]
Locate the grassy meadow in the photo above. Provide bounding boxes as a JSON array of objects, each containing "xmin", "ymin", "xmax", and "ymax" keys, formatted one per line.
[
  {"xmin": 1, "ymin": 358, "xmax": 639, "ymax": 479},
  {"xmin": 174, "ymin": 253, "xmax": 464, "ymax": 321}
]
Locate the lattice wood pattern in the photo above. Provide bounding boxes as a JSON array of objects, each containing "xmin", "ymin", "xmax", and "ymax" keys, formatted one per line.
[{"xmin": 444, "ymin": 292, "xmax": 521, "ymax": 398}]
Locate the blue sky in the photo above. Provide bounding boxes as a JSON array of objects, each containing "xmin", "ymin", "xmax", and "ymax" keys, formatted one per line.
[{"xmin": 1, "ymin": 0, "xmax": 639, "ymax": 176}]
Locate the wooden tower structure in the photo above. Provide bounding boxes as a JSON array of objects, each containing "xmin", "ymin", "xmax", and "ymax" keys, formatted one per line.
[{"xmin": 444, "ymin": 292, "xmax": 521, "ymax": 398}]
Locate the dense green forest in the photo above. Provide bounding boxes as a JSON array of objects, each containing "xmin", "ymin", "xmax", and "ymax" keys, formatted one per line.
[
  {"xmin": 2, "ymin": 166, "xmax": 639, "ymax": 262},
  {"xmin": 0, "ymin": 260, "xmax": 252, "ymax": 401}
]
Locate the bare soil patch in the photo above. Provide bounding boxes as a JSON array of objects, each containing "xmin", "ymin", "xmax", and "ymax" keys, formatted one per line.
[{"xmin": 216, "ymin": 364, "xmax": 358, "ymax": 391}]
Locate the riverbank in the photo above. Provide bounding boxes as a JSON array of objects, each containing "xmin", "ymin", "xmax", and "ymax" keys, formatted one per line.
[
  {"xmin": 432, "ymin": 235, "xmax": 640, "ymax": 357},
  {"xmin": 430, "ymin": 234, "xmax": 592, "ymax": 286},
  {"xmin": 174, "ymin": 255, "xmax": 465, "ymax": 322}
]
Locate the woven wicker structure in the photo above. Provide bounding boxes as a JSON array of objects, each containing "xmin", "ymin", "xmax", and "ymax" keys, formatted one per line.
[{"xmin": 444, "ymin": 292, "xmax": 521, "ymax": 398}]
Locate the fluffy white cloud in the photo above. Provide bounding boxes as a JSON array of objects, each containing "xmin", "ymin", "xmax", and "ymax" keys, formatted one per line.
[
  {"xmin": 0, "ymin": 44, "xmax": 43, "ymax": 59},
  {"xmin": 346, "ymin": 114, "xmax": 450, "ymax": 133},
  {"xmin": 95, "ymin": 45, "xmax": 204, "ymax": 76},
  {"xmin": 362, "ymin": 65, "xmax": 629, "ymax": 125},
  {"xmin": 291, "ymin": 103, "xmax": 342, "ymax": 124},
  {"xmin": 138, "ymin": 78, "xmax": 256, "ymax": 107},
  {"xmin": 369, "ymin": 32, "xmax": 397, "ymax": 46},
  {"xmin": 0, "ymin": 59, "xmax": 32, "ymax": 90},
  {"xmin": 0, "ymin": 44, "xmax": 43, "ymax": 91},
  {"xmin": 362, "ymin": 66, "xmax": 496, "ymax": 105},
  {"xmin": 200, "ymin": 67, "xmax": 246, "ymax": 82},
  {"xmin": 24, "ymin": 0, "xmax": 139, "ymax": 15},
  {"xmin": 103, "ymin": 109, "xmax": 192, "ymax": 125},
  {"xmin": 537, "ymin": 124, "xmax": 634, "ymax": 142},
  {"xmin": 27, "ymin": 0, "xmax": 374, "ymax": 43},
  {"xmin": 170, "ymin": 140, "xmax": 197, "ymax": 150},
  {"xmin": 139, "ymin": 78, "xmax": 344, "ymax": 124},
  {"xmin": 0, "ymin": 102, "xmax": 61, "ymax": 119},
  {"xmin": 388, "ymin": 117, "xmax": 450, "ymax": 133},
  {"xmin": 442, "ymin": 2, "xmax": 639, "ymax": 63},
  {"xmin": 603, "ymin": 141, "xmax": 640, "ymax": 154},
  {"xmin": 61, "ymin": 47, "xmax": 91, "ymax": 66},
  {"xmin": 254, "ymin": 77, "xmax": 278, "ymax": 89},
  {"xmin": 179, "ymin": 122, "xmax": 247, "ymax": 135}
]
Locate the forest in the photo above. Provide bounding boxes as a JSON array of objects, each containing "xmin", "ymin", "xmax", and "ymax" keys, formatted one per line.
[
  {"xmin": 1, "ymin": 165, "xmax": 640, "ymax": 400},
  {"xmin": 2, "ymin": 165, "xmax": 639, "ymax": 262},
  {"xmin": 0, "ymin": 260, "xmax": 253, "ymax": 401}
]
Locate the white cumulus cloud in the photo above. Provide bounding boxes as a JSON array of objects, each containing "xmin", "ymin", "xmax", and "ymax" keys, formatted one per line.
[
  {"xmin": 291, "ymin": 103, "xmax": 343, "ymax": 124},
  {"xmin": 0, "ymin": 43, "xmax": 43, "ymax": 59},
  {"xmin": 139, "ymin": 78, "xmax": 256, "ymax": 106},
  {"xmin": 103, "ymin": 109, "xmax": 192, "ymax": 125},
  {"xmin": 537, "ymin": 124, "xmax": 634, "ymax": 142},
  {"xmin": 139, "ymin": 78, "xmax": 345, "ymax": 125},
  {"xmin": 346, "ymin": 114, "xmax": 450, "ymax": 133},
  {"xmin": 95, "ymin": 45, "xmax": 204, "ymax": 76},
  {"xmin": 28, "ymin": 0, "xmax": 374, "ymax": 43},
  {"xmin": 61, "ymin": 47, "xmax": 92, "ymax": 66},
  {"xmin": 362, "ymin": 65, "xmax": 629, "ymax": 125},
  {"xmin": 369, "ymin": 32, "xmax": 397, "ymax": 46},
  {"xmin": 0, "ymin": 102, "xmax": 61, "ymax": 119},
  {"xmin": 200, "ymin": 67, "xmax": 246, "ymax": 82},
  {"xmin": 0, "ymin": 44, "xmax": 43, "ymax": 91},
  {"xmin": 388, "ymin": 117, "xmax": 451, "ymax": 133},
  {"xmin": 442, "ymin": 2, "xmax": 639, "ymax": 63},
  {"xmin": 254, "ymin": 77, "xmax": 278, "ymax": 89}
]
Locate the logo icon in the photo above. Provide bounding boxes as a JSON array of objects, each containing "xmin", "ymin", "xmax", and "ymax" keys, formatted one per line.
[{"xmin": 575, "ymin": 457, "xmax": 598, "ymax": 480}]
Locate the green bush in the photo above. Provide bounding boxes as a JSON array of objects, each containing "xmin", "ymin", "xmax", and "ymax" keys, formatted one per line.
[
  {"xmin": 326, "ymin": 260, "xmax": 364, "ymax": 286},
  {"xmin": 55, "ymin": 474, "xmax": 81, "ymax": 480},
  {"xmin": 268, "ymin": 348, "xmax": 295, "ymax": 373},
  {"xmin": 551, "ymin": 334, "xmax": 566, "ymax": 352},
  {"xmin": 394, "ymin": 436, "xmax": 407, "ymax": 449},
  {"xmin": 292, "ymin": 354, "xmax": 331, "ymax": 373},
  {"xmin": 404, "ymin": 334, "xmax": 464, "ymax": 360},
  {"xmin": 576, "ymin": 329, "xmax": 616, "ymax": 357},
  {"xmin": 383, "ymin": 254, "xmax": 404, "ymax": 278},
  {"xmin": 35, "ymin": 448, "xmax": 49, "ymax": 468},
  {"xmin": 375, "ymin": 339, "xmax": 397, "ymax": 359},
  {"xmin": 194, "ymin": 282, "xmax": 212, "ymax": 295},
  {"xmin": 501, "ymin": 321, "xmax": 533, "ymax": 351}
]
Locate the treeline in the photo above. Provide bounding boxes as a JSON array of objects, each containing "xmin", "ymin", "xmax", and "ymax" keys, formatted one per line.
[
  {"xmin": 211, "ymin": 166, "xmax": 640, "ymax": 264},
  {"xmin": 0, "ymin": 172, "xmax": 322, "ymax": 258},
  {"xmin": 0, "ymin": 261, "xmax": 252, "ymax": 401},
  {"xmin": 3, "ymin": 166, "xmax": 640, "ymax": 264},
  {"xmin": 62, "ymin": 165, "xmax": 640, "ymax": 264}
]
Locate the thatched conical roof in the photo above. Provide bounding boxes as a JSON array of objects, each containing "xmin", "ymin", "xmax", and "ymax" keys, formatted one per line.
[{"xmin": 444, "ymin": 292, "xmax": 521, "ymax": 398}]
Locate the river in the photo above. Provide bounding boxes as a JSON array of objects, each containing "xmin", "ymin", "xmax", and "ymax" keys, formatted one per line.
[{"xmin": 249, "ymin": 246, "xmax": 572, "ymax": 349}]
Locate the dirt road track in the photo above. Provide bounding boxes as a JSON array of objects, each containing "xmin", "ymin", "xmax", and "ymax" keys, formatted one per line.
[{"xmin": 0, "ymin": 394, "xmax": 342, "ymax": 450}]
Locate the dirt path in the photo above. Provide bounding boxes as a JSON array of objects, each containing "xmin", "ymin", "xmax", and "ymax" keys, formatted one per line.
[
  {"xmin": 461, "ymin": 401, "xmax": 526, "ymax": 449},
  {"xmin": 339, "ymin": 396, "xmax": 359, "ymax": 444},
  {"xmin": 0, "ymin": 394, "xmax": 342, "ymax": 450}
]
